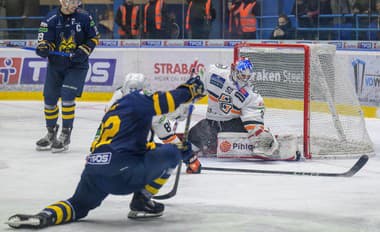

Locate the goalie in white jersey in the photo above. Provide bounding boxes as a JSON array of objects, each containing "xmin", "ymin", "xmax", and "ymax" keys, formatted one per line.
[{"xmin": 188, "ymin": 59, "xmax": 295, "ymax": 172}]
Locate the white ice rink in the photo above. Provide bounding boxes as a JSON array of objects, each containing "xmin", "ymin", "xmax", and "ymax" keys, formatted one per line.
[{"xmin": 0, "ymin": 101, "xmax": 379, "ymax": 232}]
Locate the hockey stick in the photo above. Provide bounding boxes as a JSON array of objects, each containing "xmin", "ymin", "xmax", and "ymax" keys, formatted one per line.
[
  {"xmin": 202, "ymin": 154, "xmax": 368, "ymax": 177},
  {"xmin": 0, "ymin": 42, "xmax": 72, "ymax": 57},
  {"xmin": 153, "ymin": 59, "xmax": 199, "ymax": 200},
  {"xmin": 153, "ymin": 104, "xmax": 195, "ymax": 200}
]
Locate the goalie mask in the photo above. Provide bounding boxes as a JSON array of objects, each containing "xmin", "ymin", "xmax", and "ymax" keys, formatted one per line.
[
  {"xmin": 122, "ymin": 73, "xmax": 146, "ymax": 95},
  {"xmin": 60, "ymin": 0, "xmax": 81, "ymax": 14},
  {"xmin": 231, "ymin": 59, "xmax": 254, "ymax": 87}
]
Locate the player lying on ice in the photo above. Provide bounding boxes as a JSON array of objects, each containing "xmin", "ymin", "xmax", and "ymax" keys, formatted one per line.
[
  {"xmin": 6, "ymin": 76, "xmax": 205, "ymax": 229},
  {"xmin": 187, "ymin": 59, "xmax": 298, "ymax": 174},
  {"xmin": 105, "ymin": 73, "xmax": 196, "ymax": 173}
]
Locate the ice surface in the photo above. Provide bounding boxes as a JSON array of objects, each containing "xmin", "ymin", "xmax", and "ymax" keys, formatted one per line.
[{"xmin": 0, "ymin": 101, "xmax": 379, "ymax": 232}]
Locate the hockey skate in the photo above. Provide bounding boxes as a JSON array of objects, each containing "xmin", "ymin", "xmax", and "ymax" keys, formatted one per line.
[
  {"xmin": 6, "ymin": 212, "xmax": 54, "ymax": 229},
  {"xmin": 52, "ymin": 127, "xmax": 72, "ymax": 153},
  {"xmin": 36, "ymin": 125, "xmax": 59, "ymax": 151},
  {"xmin": 128, "ymin": 192, "xmax": 164, "ymax": 219}
]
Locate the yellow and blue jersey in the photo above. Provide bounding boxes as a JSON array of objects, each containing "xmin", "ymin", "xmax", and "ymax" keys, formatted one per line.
[
  {"xmin": 37, "ymin": 7, "xmax": 99, "ymax": 65},
  {"xmin": 90, "ymin": 88, "xmax": 191, "ymax": 155}
]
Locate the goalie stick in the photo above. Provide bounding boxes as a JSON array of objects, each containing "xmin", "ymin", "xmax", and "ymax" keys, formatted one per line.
[
  {"xmin": 153, "ymin": 59, "xmax": 199, "ymax": 200},
  {"xmin": 202, "ymin": 154, "xmax": 369, "ymax": 177},
  {"xmin": 0, "ymin": 42, "xmax": 72, "ymax": 57}
]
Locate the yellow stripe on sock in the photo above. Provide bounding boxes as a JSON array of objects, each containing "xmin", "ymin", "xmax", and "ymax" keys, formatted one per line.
[
  {"xmin": 144, "ymin": 184, "xmax": 159, "ymax": 195},
  {"xmin": 45, "ymin": 114, "xmax": 59, "ymax": 120},
  {"xmin": 154, "ymin": 177, "xmax": 168, "ymax": 186},
  {"xmin": 47, "ymin": 205, "xmax": 64, "ymax": 224},
  {"xmin": 44, "ymin": 106, "xmax": 58, "ymax": 113},
  {"xmin": 61, "ymin": 106, "xmax": 75, "ymax": 112},
  {"xmin": 62, "ymin": 114, "xmax": 75, "ymax": 119},
  {"xmin": 58, "ymin": 201, "xmax": 72, "ymax": 222}
]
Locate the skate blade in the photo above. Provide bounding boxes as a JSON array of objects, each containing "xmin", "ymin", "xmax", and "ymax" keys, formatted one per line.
[
  {"xmin": 127, "ymin": 210, "xmax": 163, "ymax": 219},
  {"xmin": 51, "ymin": 146, "xmax": 69, "ymax": 153},
  {"xmin": 36, "ymin": 146, "xmax": 52, "ymax": 151},
  {"xmin": 5, "ymin": 217, "xmax": 40, "ymax": 228}
]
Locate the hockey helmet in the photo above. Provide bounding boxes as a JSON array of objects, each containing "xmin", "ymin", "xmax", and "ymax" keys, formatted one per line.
[
  {"xmin": 232, "ymin": 58, "xmax": 254, "ymax": 85},
  {"xmin": 122, "ymin": 73, "xmax": 146, "ymax": 95},
  {"xmin": 60, "ymin": 0, "xmax": 81, "ymax": 13}
]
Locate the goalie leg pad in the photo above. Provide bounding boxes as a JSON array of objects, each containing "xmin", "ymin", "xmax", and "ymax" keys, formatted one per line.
[{"xmin": 217, "ymin": 132, "xmax": 299, "ymax": 161}]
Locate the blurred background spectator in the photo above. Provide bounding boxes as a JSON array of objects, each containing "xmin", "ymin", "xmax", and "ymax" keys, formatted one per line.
[
  {"xmin": 185, "ymin": 0, "xmax": 216, "ymax": 39},
  {"xmin": 143, "ymin": 0, "xmax": 168, "ymax": 39},
  {"xmin": 4, "ymin": 0, "xmax": 40, "ymax": 39},
  {"xmin": 368, "ymin": 0, "xmax": 380, "ymax": 40},
  {"xmin": 270, "ymin": 14, "xmax": 295, "ymax": 40},
  {"xmin": 115, "ymin": 0, "xmax": 140, "ymax": 39},
  {"xmin": 0, "ymin": 0, "xmax": 379, "ymax": 41},
  {"xmin": 318, "ymin": 0, "xmax": 333, "ymax": 40},
  {"xmin": 238, "ymin": 0, "xmax": 260, "ymax": 39},
  {"xmin": 292, "ymin": 0, "xmax": 318, "ymax": 40},
  {"xmin": 227, "ymin": 0, "xmax": 243, "ymax": 39},
  {"xmin": 0, "ymin": 0, "xmax": 7, "ymax": 39}
]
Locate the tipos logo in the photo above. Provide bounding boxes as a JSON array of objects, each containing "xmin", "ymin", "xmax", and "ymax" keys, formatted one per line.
[{"xmin": 219, "ymin": 141, "xmax": 232, "ymax": 153}]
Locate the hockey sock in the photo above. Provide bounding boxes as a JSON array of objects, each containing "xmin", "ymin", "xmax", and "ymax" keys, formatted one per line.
[
  {"xmin": 144, "ymin": 171, "xmax": 171, "ymax": 196},
  {"xmin": 42, "ymin": 200, "xmax": 75, "ymax": 225},
  {"xmin": 44, "ymin": 104, "xmax": 59, "ymax": 127},
  {"xmin": 61, "ymin": 102, "xmax": 75, "ymax": 128}
]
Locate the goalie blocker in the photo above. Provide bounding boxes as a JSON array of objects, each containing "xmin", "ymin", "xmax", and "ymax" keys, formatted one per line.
[{"xmin": 217, "ymin": 132, "xmax": 299, "ymax": 161}]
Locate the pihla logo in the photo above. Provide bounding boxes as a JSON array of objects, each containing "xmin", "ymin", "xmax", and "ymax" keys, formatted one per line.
[{"xmin": 219, "ymin": 140, "xmax": 232, "ymax": 153}]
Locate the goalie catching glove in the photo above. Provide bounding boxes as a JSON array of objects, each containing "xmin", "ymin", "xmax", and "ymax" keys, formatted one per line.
[{"xmin": 177, "ymin": 76, "xmax": 205, "ymax": 102}]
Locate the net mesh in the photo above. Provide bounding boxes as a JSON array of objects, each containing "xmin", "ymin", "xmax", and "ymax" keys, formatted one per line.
[{"xmin": 236, "ymin": 43, "xmax": 374, "ymax": 158}]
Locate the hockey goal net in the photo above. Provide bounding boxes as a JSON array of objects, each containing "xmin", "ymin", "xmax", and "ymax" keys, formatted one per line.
[{"xmin": 234, "ymin": 43, "xmax": 375, "ymax": 159}]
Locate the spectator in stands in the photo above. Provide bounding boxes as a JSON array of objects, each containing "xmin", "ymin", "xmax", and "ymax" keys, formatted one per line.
[
  {"xmin": 369, "ymin": 0, "xmax": 380, "ymax": 40},
  {"xmin": 331, "ymin": 0, "xmax": 351, "ymax": 24},
  {"xmin": 292, "ymin": 0, "xmax": 319, "ymax": 40},
  {"xmin": 270, "ymin": 14, "xmax": 295, "ymax": 40},
  {"xmin": 5, "ymin": 0, "xmax": 40, "ymax": 39},
  {"xmin": 318, "ymin": 0, "xmax": 333, "ymax": 40},
  {"xmin": 0, "ymin": 0, "xmax": 7, "ymax": 39},
  {"xmin": 115, "ymin": 0, "xmax": 140, "ymax": 39},
  {"xmin": 228, "ymin": 0, "xmax": 243, "ymax": 39},
  {"xmin": 143, "ymin": 0, "xmax": 168, "ymax": 39},
  {"xmin": 185, "ymin": 0, "xmax": 216, "ymax": 39},
  {"xmin": 98, "ymin": 8, "xmax": 114, "ymax": 39},
  {"xmin": 352, "ymin": 0, "xmax": 375, "ymax": 39},
  {"xmin": 237, "ymin": 0, "xmax": 260, "ymax": 39}
]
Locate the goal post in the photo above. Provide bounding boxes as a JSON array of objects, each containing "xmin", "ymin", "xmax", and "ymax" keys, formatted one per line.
[{"xmin": 234, "ymin": 43, "xmax": 375, "ymax": 159}]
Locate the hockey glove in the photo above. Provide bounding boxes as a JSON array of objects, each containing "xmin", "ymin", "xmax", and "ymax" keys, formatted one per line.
[
  {"xmin": 185, "ymin": 155, "xmax": 202, "ymax": 174},
  {"xmin": 36, "ymin": 43, "xmax": 51, "ymax": 58},
  {"xmin": 176, "ymin": 142, "xmax": 201, "ymax": 174},
  {"xmin": 177, "ymin": 76, "xmax": 205, "ymax": 102},
  {"xmin": 71, "ymin": 45, "xmax": 90, "ymax": 63}
]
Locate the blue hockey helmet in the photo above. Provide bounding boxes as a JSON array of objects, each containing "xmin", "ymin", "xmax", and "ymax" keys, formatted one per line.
[{"xmin": 232, "ymin": 58, "xmax": 254, "ymax": 85}]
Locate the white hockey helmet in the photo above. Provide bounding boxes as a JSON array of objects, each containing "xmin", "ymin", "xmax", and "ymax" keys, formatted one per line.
[
  {"xmin": 231, "ymin": 58, "xmax": 254, "ymax": 86},
  {"xmin": 122, "ymin": 73, "xmax": 146, "ymax": 95}
]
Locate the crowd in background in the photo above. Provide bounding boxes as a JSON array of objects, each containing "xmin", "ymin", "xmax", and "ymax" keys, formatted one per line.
[{"xmin": 0, "ymin": 0, "xmax": 380, "ymax": 40}]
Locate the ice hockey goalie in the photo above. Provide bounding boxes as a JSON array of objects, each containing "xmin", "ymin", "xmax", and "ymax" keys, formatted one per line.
[{"xmin": 188, "ymin": 59, "xmax": 298, "ymax": 161}]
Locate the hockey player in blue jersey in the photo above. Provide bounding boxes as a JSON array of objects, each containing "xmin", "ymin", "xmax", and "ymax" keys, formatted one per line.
[
  {"xmin": 35, "ymin": 0, "xmax": 100, "ymax": 153},
  {"xmin": 6, "ymin": 76, "xmax": 204, "ymax": 229}
]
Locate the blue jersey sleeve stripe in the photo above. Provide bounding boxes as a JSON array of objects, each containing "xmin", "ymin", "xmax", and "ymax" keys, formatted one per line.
[
  {"xmin": 153, "ymin": 93, "xmax": 162, "ymax": 115},
  {"xmin": 166, "ymin": 92, "xmax": 175, "ymax": 113}
]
